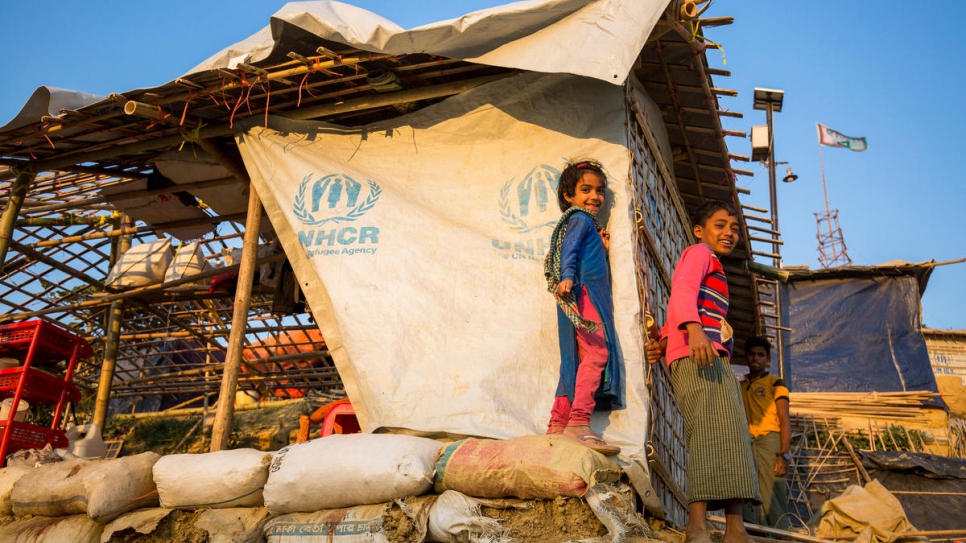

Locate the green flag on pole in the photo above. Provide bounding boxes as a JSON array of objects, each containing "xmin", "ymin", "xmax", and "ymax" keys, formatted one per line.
[{"xmin": 817, "ymin": 123, "xmax": 868, "ymax": 151}]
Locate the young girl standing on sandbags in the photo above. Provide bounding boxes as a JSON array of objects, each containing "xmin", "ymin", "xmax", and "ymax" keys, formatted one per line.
[
  {"xmin": 647, "ymin": 200, "xmax": 760, "ymax": 543},
  {"xmin": 543, "ymin": 160, "xmax": 622, "ymax": 456}
]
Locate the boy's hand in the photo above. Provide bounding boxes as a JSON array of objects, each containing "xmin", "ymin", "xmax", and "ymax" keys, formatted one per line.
[
  {"xmin": 556, "ymin": 279, "xmax": 573, "ymax": 296},
  {"xmin": 598, "ymin": 229, "xmax": 610, "ymax": 252},
  {"xmin": 685, "ymin": 323, "xmax": 715, "ymax": 367},
  {"xmin": 774, "ymin": 455, "xmax": 789, "ymax": 476},
  {"xmin": 645, "ymin": 337, "xmax": 665, "ymax": 364}
]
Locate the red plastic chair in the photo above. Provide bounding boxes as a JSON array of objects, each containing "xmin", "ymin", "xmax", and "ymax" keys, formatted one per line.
[{"xmin": 319, "ymin": 402, "xmax": 361, "ymax": 437}]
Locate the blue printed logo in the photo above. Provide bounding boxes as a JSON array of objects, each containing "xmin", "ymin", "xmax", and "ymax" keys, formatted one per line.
[
  {"xmin": 294, "ymin": 173, "xmax": 382, "ymax": 258},
  {"xmin": 294, "ymin": 173, "xmax": 381, "ymax": 226},
  {"xmin": 494, "ymin": 164, "xmax": 559, "ymax": 262},
  {"xmin": 499, "ymin": 164, "xmax": 560, "ymax": 234}
]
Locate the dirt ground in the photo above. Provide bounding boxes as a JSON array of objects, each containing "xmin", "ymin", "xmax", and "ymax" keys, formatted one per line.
[{"xmin": 91, "ymin": 500, "xmax": 685, "ymax": 543}]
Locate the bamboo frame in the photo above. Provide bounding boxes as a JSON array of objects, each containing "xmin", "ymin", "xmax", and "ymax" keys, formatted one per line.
[{"xmin": 209, "ymin": 180, "xmax": 263, "ymax": 452}]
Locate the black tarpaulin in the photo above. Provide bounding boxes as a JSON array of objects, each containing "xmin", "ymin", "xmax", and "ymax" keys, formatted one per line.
[
  {"xmin": 863, "ymin": 450, "xmax": 966, "ymax": 531},
  {"xmin": 780, "ymin": 275, "xmax": 941, "ymax": 397}
]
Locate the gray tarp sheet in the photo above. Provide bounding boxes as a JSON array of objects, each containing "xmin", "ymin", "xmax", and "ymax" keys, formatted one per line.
[{"xmin": 779, "ymin": 276, "xmax": 942, "ymax": 398}]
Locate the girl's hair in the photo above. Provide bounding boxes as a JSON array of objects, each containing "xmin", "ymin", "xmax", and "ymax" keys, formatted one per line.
[
  {"xmin": 691, "ymin": 199, "xmax": 738, "ymax": 227},
  {"xmin": 557, "ymin": 160, "xmax": 607, "ymax": 211}
]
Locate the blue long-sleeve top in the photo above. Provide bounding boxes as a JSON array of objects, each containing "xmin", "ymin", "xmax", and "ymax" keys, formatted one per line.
[{"xmin": 554, "ymin": 212, "xmax": 624, "ymax": 409}]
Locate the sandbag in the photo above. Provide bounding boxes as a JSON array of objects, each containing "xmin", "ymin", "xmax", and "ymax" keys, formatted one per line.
[
  {"xmin": 104, "ymin": 239, "xmax": 173, "ymax": 289},
  {"xmin": 196, "ymin": 507, "xmax": 272, "ymax": 543},
  {"xmin": 427, "ymin": 490, "xmax": 503, "ymax": 543},
  {"xmin": 101, "ymin": 508, "xmax": 174, "ymax": 541},
  {"xmin": 264, "ymin": 434, "xmax": 442, "ymax": 515},
  {"xmin": 0, "ymin": 466, "xmax": 33, "ymax": 516},
  {"xmin": 434, "ymin": 435, "xmax": 621, "ymax": 499},
  {"xmin": 264, "ymin": 497, "xmax": 435, "ymax": 543},
  {"xmin": 0, "ymin": 514, "xmax": 103, "ymax": 543},
  {"xmin": 154, "ymin": 448, "xmax": 272, "ymax": 509},
  {"xmin": 163, "ymin": 241, "xmax": 215, "ymax": 289},
  {"xmin": 11, "ymin": 452, "xmax": 160, "ymax": 523}
]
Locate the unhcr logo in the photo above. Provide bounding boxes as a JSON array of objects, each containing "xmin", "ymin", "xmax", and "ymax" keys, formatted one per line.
[
  {"xmin": 498, "ymin": 165, "xmax": 560, "ymax": 234},
  {"xmin": 494, "ymin": 164, "xmax": 560, "ymax": 262},
  {"xmin": 294, "ymin": 173, "xmax": 381, "ymax": 258},
  {"xmin": 294, "ymin": 173, "xmax": 381, "ymax": 226}
]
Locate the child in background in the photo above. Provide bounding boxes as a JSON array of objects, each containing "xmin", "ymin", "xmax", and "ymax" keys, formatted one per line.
[
  {"xmin": 647, "ymin": 200, "xmax": 760, "ymax": 543},
  {"xmin": 543, "ymin": 160, "xmax": 622, "ymax": 456}
]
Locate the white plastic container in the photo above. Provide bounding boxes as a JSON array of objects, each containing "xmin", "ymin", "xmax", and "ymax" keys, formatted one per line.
[
  {"xmin": 0, "ymin": 399, "xmax": 28, "ymax": 422},
  {"xmin": 65, "ymin": 424, "xmax": 107, "ymax": 458}
]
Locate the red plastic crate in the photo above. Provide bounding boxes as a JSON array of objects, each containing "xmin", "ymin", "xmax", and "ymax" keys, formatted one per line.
[
  {"xmin": 0, "ymin": 367, "xmax": 80, "ymax": 404},
  {"xmin": 0, "ymin": 421, "xmax": 68, "ymax": 452},
  {"xmin": 0, "ymin": 320, "xmax": 93, "ymax": 363}
]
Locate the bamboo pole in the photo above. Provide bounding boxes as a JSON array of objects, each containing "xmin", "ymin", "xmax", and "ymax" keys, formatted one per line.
[
  {"xmin": 114, "ymin": 398, "xmax": 303, "ymax": 421},
  {"xmin": 0, "ymin": 172, "xmax": 33, "ymax": 267},
  {"xmin": 842, "ymin": 437, "xmax": 872, "ymax": 484},
  {"xmin": 209, "ymin": 180, "xmax": 263, "ymax": 452},
  {"xmin": 93, "ymin": 216, "xmax": 131, "ymax": 428},
  {"xmin": 707, "ymin": 515, "xmax": 836, "ymax": 543},
  {"xmin": 0, "ymin": 252, "xmax": 285, "ymax": 322},
  {"xmin": 25, "ymin": 175, "xmax": 238, "ymax": 216},
  {"xmin": 27, "ymin": 211, "xmax": 246, "ymax": 250}
]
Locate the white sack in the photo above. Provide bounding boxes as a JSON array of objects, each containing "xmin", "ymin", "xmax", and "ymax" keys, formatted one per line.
[
  {"xmin": 427, "ymin": 491, "xmax": 503, "ymax": 543},
  {"xmin": 263, "ymin": 434, "xmax": 441, "ymax": 515},
  {"xmin": 236, "ymin": 72, "xmax": 650, "ymax": 461},
  {"xmin": 0, "ymin": 514, "xmax": 103, "ymax": 543},
  {"xmin": 264, "ymin": 497, "xmax": 435, "ymax": 543},
  {"xmin": 154, "ymin": 448, "xmax": 271, "ymax": 509},
  {"xmin": 104, "ymin": 239, "xmax": 173, "ymax": 289},
  {"xmin": 101, "ymin": 508, "xmax": 174, "ymax": 541},
  {"xmin": 0, "ymin": 466, "xmax": 33, "ymax": 516},
  {"xmin": 11, "ymin": 452, "xmax": 159, "ymax": 523},
  {"xmin": 162, "ymin": 241, "xmax": 214, "ymax": 289}
]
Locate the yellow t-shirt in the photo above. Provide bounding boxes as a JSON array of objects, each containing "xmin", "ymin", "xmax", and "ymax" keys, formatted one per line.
[{"xmin": 740, "ymin": 372, "xmax": 789, "ymax": 438}]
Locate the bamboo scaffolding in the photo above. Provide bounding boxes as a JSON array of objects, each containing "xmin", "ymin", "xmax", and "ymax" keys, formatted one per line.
[
  {"xmin": 0, "ymin": 252, "xmax": 286, "ymax": 322},
  {"xmin": 113, "ymin": 398, "xmax": 304, "ymax": 420},
  {"xmin": 209, "ymin": 181, "xmax": 262, "ymax": 452}
]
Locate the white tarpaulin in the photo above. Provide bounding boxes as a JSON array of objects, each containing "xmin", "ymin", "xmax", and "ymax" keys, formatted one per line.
[
  {"xmin": 191, "ymin": 0, "xmax": 666, "ymax": 86},
  {"xmin": 236, "ymin": 72, "xmax": 651, "ymax": 461}
]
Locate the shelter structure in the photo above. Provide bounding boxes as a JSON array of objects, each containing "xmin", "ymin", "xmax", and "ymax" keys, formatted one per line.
[{"xmin": 0, "ymin": 0, "xmax": 763, "ymax": 527}]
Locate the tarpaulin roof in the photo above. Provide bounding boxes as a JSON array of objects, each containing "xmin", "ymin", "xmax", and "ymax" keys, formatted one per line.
[{"xmin": 2, "ymin": 0, "xmax": 666, "ymax": 133}]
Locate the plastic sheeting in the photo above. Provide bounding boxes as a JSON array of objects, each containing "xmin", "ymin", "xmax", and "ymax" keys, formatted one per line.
[
  {"xmin": 780, "ymin": 276, "xmax": 941, "ymax": 396},
  {"xmin": 3, "ymin": 0, "xmax": 666, "ymax": 131},
  {"xmin": 863, "ymin": 450, "xmax": 966, "ymax": 531},
  {"xmin": 235, "ymin": 71, "xmax": 652, "ymax": 463},
  {"xmin": 189, "ymin": 0, "xmax": 666, "ymax": 85}
]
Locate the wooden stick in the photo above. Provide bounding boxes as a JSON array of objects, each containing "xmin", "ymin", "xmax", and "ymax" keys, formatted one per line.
[
  {"xmin": 707, "ymin": 515, "xmax": 836, "ymax": 543},
  {"xmin": 25, "ymin": 175, "xmax": 238, "ymax": 215},
  {"xmin": 209, "ymin": 180, "xmax": 263, "ymax": 452},
  {"xmin": 842, "ymin": 437, "xmax": 872, "ymax": 484},
  {"xmin": 113, "ymin": 398, "xmax": 302, "ymax": 420},
  {"xmin": 166, "ymin": 416, "xmax": 203, "ymax": 454},
  {"xmin": 26, "ymin": 211, "xmax": 246, "ymax": 249}
]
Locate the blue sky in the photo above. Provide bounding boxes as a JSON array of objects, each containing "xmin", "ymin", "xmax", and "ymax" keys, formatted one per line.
[{"xmin": 1, "ymin": 0, "xmax": 963, "ymax": 329}]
